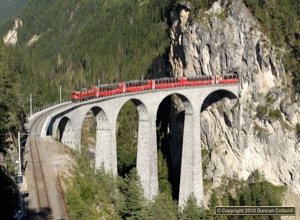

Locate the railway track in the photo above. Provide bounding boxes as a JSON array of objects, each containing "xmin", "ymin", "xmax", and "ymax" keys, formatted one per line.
[
  {"xmin": 28, "ymin": 112, "xmax": 52, "ymax": 219},
  {"xmin": 24, "ymin": 103, "xmax": 72, "ymax": 220}
]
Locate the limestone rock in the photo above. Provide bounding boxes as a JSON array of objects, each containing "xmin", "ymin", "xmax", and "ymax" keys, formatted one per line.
[
  {"xmin": 3, "ymin": 19, "xmax": 23, "ymax": 45},
  {"xmin": 169, "ymin": 0, "xmax": 300, "ymax": 198}
]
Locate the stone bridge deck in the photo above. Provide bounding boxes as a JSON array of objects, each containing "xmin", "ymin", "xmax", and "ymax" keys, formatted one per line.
[{"xmin": 41, "ymin": 83, "xmax": 239, "ymax": 207}]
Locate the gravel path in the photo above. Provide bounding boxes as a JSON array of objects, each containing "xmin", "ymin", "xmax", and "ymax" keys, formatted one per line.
[{"xmin": 23, "ymin": 112, "xmax": 74, "ymax": 220}]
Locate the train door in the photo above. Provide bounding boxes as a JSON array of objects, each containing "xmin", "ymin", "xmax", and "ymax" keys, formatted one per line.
[
  {"xmin": 122, "ymin": 83, "xmax": 126, "ymax": 93},
  {"xmin": 215, "ymin": 76, "xmax": 219, "ymax": 84},
  {"xmin": 152, "ymin": 80, "xmax": 155, "ymax": 90}
]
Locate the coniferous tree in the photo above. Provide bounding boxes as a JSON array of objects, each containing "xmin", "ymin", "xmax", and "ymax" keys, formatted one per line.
[
  {"xmin": 207, "ymin": 190, "xmax": 219, "ymax": 220},
  {"xmin": 149, "ymin": 193, "xmax": 178, "ymax": 220},
  {"xmin": 119, "ymin": 168, "xmax": 145, "ymax": 219},
  {"xmin": 0, "ymin": 43, "xmax": 21, "ymax": 154},
  {"xmin": 179, "ymin": 194, "xmax": 206, "ymax": 220}
]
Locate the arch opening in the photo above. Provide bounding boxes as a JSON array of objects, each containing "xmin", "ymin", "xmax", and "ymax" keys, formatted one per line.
[
  {"xmin": 201, "ymin": 89, "xmax": 238, "ymax": 112},
  {"xmin": 116, "ymin": 100, "xmax": 140, "ymax": 177},
  {"xmin": 200, "ymin": 89, "xmax": 239, "ymax": 201},
  {"xmin": 156, "ymin": 93, "xmax": 192, "ymax": 201},
  {"xmin": 80, "ymin": 108, "xmax": 99, "ymax": 168},
  {"xmin": 57, "ymin": 117, "xmax": 70, "ymax": 142}
]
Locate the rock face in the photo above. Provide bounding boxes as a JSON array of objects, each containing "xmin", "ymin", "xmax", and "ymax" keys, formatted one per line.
[
  {"xmin": 3, "ymin": 19, "xmax": 23, "ymax": 45},
  {"xmin": 169, "ymin": 0, "xmax": 300, "ymax": 198}
]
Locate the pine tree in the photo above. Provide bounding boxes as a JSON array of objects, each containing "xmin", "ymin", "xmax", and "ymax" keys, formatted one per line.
[
  {"xmin": 207, "ymin": 190, "xmax": 219, "ymax": 220},
  {"xmin": 157, "ymin": 149, "xmax": 172, "ymax": 194},
  {"xmin": 179, "ymin": 194, "xmax": 203, "ymax": 220},
  {"xmin": 150, "ymin": 193, "xmax": 178, "ymax": 220},
  {"xmin": 0, "ymin": 43, "xmax": 20, "ymax": 154},
  {"xmin": 119, "ymin": 168, "xmax": 145, "ymax": 219}
]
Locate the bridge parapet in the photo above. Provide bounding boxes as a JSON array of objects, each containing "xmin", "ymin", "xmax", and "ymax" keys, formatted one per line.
[{"xmin": 40, "ymin": 83, "xmax": 239, "ymax": 206}]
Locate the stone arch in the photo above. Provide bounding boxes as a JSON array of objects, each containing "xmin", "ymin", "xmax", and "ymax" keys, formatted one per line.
[
  {"xmin": 201, "ymin": 89, "xmax": 238, "ymax": 112},
  {"xmin": 80, "ymin": 106, "xmax": 110, "ymax": 135},
  {"xmin": 81, "ymin": 106, "xmax": 113, "ymax": 171},
  {"xmin": 57, "ymin": 116, "xmax": 80, "ymax": 150},
  {"xmin": 117, "ymin": 97, "xmax": 159, "ymax": 200},
  {"xmin": 79, "ymin": 106, "xmax": 107, "ymax": 166},
  {"xmin": 131, "ymin": 99, "xmax": 148, "ymax": 121},
  {"xmin": 115, "ymin": 99, "xmax": 145, "ymax": 176},
  {"xmin": 156, "ymin": 92, "xmax": 193, "ymax": 201},
  {"xmin": 199, "ymin": 88, "xmax": 239, "ymax": 203}
]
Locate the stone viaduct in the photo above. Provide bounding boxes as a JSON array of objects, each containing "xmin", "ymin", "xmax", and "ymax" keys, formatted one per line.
[{"xmin": 41, "ymin": 83, "xmax": 239, "ymax": 207}]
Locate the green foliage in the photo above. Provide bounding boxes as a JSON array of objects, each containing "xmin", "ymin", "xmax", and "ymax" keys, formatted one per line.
[
  {"xmin": 66, "ymin": 145, "xmax": 288, "ymax": 219},
  {"xmin": 0, "ymin": 0, "xmax": 171, "ymax": 109},
  {"xmin": 179, "ymin": 194, "xmax": 207, "ymax": 220},
  {"xmin": 256, "ymin": 105, "xmax": 267, "ymax": 117},
  {"xmin": 149, "ymin": 193, "xmax": 178, "ymax": 220},
  {"xmin": 0, "ymin": 43, "xmax": 22, "ymax": 154},
  {"xmin": 207, "ymin": 190, "xmax": 219, "ymax": 219},
  {"xmin": 65, "ymin": 147, "xmax": 121, "ymax": 219},
  {"xmin": 213, "ymin": 171, "xmax": 287, "ymax": 220},
  {"xmin": 118, "ymin": 168, "xmax": 145, "ymax": 219},
  {"xmin": 268, "ymin": 109, "xmax": 282, "ymax": 121},
  {"xmin": 256, "ymin": 103, "xmax": 287, "ymax": 129},
  {"xmin": 0, "ymin": 40, "xmax": 23, "ymax": 220},
  {"xmin": 296, "ymin": 123, "xmax": 300, "ymax": 134},
  {"xmin": 157, "ymin": 149, "xmax": 172, "ymax": 194},
  {"xmin": 65, "ymin": 187, "xmax": 87, "ymax": 219},
  {"xmin": 117, "ymin": 101, "xmax": 138, "ymax": 177},
  {"xmin": 0, "ymin": 0, "xmax": 27, "ymax": 24}
]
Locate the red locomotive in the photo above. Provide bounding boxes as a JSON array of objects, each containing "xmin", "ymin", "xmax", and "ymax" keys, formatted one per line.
[{"xmin": 71, "ymin": 74, "xmax": 238, "ymax": 102}]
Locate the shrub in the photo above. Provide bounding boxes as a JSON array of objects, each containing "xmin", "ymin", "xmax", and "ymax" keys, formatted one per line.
[{"xmin": 268, "ymin": 109, "xmax": 282, "ymax": 121}]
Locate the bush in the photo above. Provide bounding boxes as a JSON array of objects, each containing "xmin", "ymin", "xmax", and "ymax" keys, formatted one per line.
[
  {"xmin": 268, "ymin": 109, "xmax": 282, "ymax": 121},
  {"xmin": 256, "ymin": 105, "xmax": 267, "ymax": 117}
]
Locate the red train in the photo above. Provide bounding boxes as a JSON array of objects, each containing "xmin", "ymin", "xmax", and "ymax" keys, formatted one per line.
[{"xmin": 71, "ymin": 74, "xmax": 238, "ymax": 102}]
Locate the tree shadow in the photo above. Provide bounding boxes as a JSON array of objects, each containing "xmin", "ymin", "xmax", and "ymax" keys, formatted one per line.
[
  {"xmin": 0, "ymin": 168, "xmax": 18, "ymax": 220},
  {"xmin": 24, "ymin": 202, "xmax": 54, "ymax": 220}
]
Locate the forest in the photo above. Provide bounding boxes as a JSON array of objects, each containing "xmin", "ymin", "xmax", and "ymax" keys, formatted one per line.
[
  {"xmin": 0, "ymin": 0, "xmax": 27, "ymax": 24},
  {"xmin": 0, "ymin": 0, "xmax": 299, "ymax": 219}
]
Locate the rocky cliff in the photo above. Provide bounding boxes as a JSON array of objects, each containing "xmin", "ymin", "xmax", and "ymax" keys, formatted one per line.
[{"xmin": 169, "ymin": 0, "xmax": 300, "ymax": 203}]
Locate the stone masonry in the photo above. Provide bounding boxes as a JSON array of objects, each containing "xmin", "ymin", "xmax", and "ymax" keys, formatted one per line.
[{"xmin": 41, "ymin": 84, "xmax": 239, "ymax": 207}]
